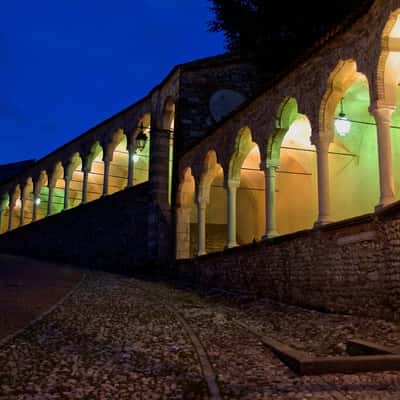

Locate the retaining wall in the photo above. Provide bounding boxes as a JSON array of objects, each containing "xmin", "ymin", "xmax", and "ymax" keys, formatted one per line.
[
  {"xmin": 174, "ymin": 203, "xmax": 400, "ymax": 321},
  {"xmin": 0, "ymin": 183, "xmax": 151, "ymax": 272}
]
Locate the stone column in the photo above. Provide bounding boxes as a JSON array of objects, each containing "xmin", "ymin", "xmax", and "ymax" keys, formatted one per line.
[
  {"xmin": 20, "ymin": 190, "xmax": 26, "ymax": 227},
  {"xmin": 196, "ymin": 200, "xmax": 207, "ymax": 256},
  {"xmin": 7, "ymin": 196, "xmax": 14, "ymax": 232},
  {"xmin": 81, "ymin": 169, "xmax": 89, "ymax": 204},
  {"xmin": 314, "ymin": 137, "xmax": 331, "ymax": 226},
  {"xmin": 371, "ymin": 105, "xmax": 396, "ymax": 208},
  {"xmin": 264, "ymin": 164, "xmax": 279, "ymax": 238},
  {"xmin": 226, "ymin": 179, "xmax": 239, "ymax": 248},
  {"xmin": 47, "ymin": 184, "xmax": 55, "ymax": 216},
  {"xmin": 64, "ymin": 176, "xmax": 71, "ymax": 210},
  {"xmin": 176, "ymin": 207, "xmax": 191, "ymax": 259},
  {"xmin": 102, "ymin": 158, "xmax": 110, "ymax": 197},
  {"xmin": 0, "ymin": 209, "xmax": 4, "ymax": 234},
  {"xmin": 127, "ymin": 144, "xmax": 135, "ymax": 188}
]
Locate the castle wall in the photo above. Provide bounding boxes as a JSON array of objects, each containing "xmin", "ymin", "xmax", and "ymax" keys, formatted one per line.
[
  {"xmin": 0, "ymin": 184, "xmax": 151, "ymax": 272},
  {"xmin": 173, "ymin": 203, "xmax": 400, "ymax": 321}
]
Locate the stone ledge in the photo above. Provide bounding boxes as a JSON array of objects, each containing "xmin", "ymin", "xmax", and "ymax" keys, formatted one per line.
[{"xmin": 237, "ymin": 322, "xmax": 400, "ymax": 376}]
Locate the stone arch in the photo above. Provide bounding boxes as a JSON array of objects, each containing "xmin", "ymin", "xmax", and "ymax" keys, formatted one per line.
[
  {"xmin": 0, "ymin": 192, "xmax": 9, "ymax": 233},
  {"xmin": 319, "ymin": 59, "xmax": 360, "ymax": 142},
  {"xmin": 229, "ymin": 127, "xmax": 257, "ymax": 182},
  {"xmin": 63, "ymin": 152, "xmax": 84, "ymax": 208},
  {"xmin": 267, "ymin": 97, "xmax": 299, "ymax": 167},
  {"xmin": 83, "ymin": 141, "xmax": 104, "ymax": 202},
  {"xmin": 32, "ymin": 170, "xmax": 49, "ymax": 221},
  {"xmin": 198, "ymin": 150, "xmax": 226, "ymax": 254},
  {"xmin": 132, "ymin": 113, "xmax": 152, "ymax": 186},
  {"xmin": 48, "ymin": 161, "xmax": 65, "ymax": 215},
  {"xmin": 176, "ymin": 167, "xmax": 196, "ymax": 259},
  {"xmin": 21, "ymin": 177, "xmax": 34, "ymax": 225},
  {"xmin": 8, "ymin": 184, "xmax": 21, "ymax": 230},
  {"xmin": 376, "ymin": 8, "xmax": 400, "ymax": 107},
  {"xmin": 229, "ymin": 127, "xmax": 265, "ymax": 245},
  {"xmin": 103, "ymin": 129, "xmax": 130, "ymax": 195}
]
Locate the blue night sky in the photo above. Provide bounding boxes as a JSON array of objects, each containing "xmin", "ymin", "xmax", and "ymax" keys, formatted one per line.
[{"xmin": 0, "ymin": 1, "xmax": 225, "ymax": 164}]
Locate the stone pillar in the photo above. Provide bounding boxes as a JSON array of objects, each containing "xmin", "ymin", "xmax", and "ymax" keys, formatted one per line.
[
  {"xmin": 264, "ymin": 164, "xmax": 279, "ymax": 238},
  {"xmin": 102, "ymin": 158, "xmax": 110, "ymax": 197},
  {"xmin": 7, "ymin": 196, "xmax": 14, "ymax": 232},
  {"xmin": 0, "ymin": 209, "xmax": 4, "ymax": 234},
  {"xmin": 314, "ymin": 137, "xmax": 331, "ymax": 226},
  {"xmin": 371, "ymin": 105, "xmax": 396, "ymax": 208},
  {"xmin": 82, "ymin": 169, "xmax": 89, "ymax": 204},
  {"xmin": 20, "ymin": 191, "xmax": 26, "ymax": 227},
  {"xmin": 47, "ymin": 185, "xmax": 55, "ymax": 216},
  {"xmin": 226, "ymin": 179, "xmax": 239, "ymax": 248},
  {"xmin": 64, "ymin": 176, "xmax": 71, "ymax": 210},
  {"xmin": 176, "ymin": 207, "xmax": 191, "ymax": 259},
  {"xmin": 196, "ymin": 200, "xmax": 207, "ymax": 256},
  {"xmin": 148, "ymin": 125, "xmax": 172, "ymax": 261},
  {"xmin": 127, "ymin": 144, "xmax": 135, "ymax": 188}
]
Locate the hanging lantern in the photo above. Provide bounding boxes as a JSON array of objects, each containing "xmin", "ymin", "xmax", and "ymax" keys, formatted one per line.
[
  {"xmin": 135, "ymin": 122, "xmax": 148, "ymax": 152},
  {"xmin": 335, "ymin": 98, "xmax": 351, "ymax": 137}
]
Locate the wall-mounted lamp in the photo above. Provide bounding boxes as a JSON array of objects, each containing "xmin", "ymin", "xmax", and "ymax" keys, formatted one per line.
[
  {"xmin": 135, "ymin": 123, "xmax": 148, "ymax": 152},
  {"xmin": 335, "ymin": 98, "xmax": 352, "ymax": 137},
  {"xmin": 34, "ymin": 197, "xmax": 41, "ymax": 206},
  {"xmin": 132, "ymin": 154, "xmax": 140, "ymax": 163}
]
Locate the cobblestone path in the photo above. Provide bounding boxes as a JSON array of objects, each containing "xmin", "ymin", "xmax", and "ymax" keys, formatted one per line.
[{"xmin": 1, "ymin": 271, "xmax": 400, "ymax": 399}]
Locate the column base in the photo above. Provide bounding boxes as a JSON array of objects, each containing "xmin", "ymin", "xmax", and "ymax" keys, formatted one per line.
[
  {"xmin": 225, "ymin": 242, "xmax": 238, "ymax": 250},
  {"xmin": 263, "ymin": 231, "xmax": 278, "ymax": 240},
  {"xmin": 375, "ymin": 197, "xmax": 395, "ymax": 212},
  {"xmin": 314, "ymin": 219, "xmax": 332, "ymax": 228},
  {"xmin": 196, "ymin": 250, "xmax": 207, "ymax": 257}
]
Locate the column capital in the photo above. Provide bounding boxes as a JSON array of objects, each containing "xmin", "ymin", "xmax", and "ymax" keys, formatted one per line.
[
  {"xmin": 369, "ymin": 103, "xmax": 395, "ymax": 125},
  {"xmin": 225, "ymin": 178, "xmax": 240, "ymax": 190},
  {"xmin": 265, "ymin": 159, "xmax": 280, "ymax": 170}
]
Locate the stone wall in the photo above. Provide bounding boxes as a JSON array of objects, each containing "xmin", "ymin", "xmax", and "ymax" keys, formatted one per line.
[
  {"xmin": 0, "ymin": 183, "xmax": 151, "ymax": 272},
  {"xmin": 173, "ymin": 203, "xmax": 400, "ymax": 321}
]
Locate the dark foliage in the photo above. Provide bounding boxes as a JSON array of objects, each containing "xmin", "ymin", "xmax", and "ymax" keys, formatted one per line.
[{"xmin": 209, "ymin": 0, "xmax": 374, "ymax": 79}]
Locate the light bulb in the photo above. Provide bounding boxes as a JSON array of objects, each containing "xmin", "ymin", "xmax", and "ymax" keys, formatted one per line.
[
  {"xmin": 34, "ymin": 197, "xmax": 41, "ymax": 206},
  {"xmin": 335, "ymin": 114, "xmax": 351, "ymax": 136},
  {"xmin": 132, "ymin": 154, "xmax": 140, "ymax": 163}
]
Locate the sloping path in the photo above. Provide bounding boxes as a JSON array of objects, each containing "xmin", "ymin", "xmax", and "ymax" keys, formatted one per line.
[
  {"xmin": 0, "ymin": 255, "xmax": 82, "ymax": 341},
  {"xmin": 0, "ymin": 258, "xmax": 400, "ymax": 399}
]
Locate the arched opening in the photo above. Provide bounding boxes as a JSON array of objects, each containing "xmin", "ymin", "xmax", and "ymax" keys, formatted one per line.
[
  {"xmin": 86, "ymin": 142, "xmax": 104, "ymax": 203},
  {"xmin": 162, "ymin": 99, "xmax": 175, "ymax": 204},
  {"xmin": 106, "ymin": 130, "xmax": 128, "ymax": 195},
  {"xmin": 134, "ymin": 113, "xmax": 151, "ymax": 186},
  {"xmin": 321, "ymin": 59, "xmax": 378, "ymax": 221},
  {"xmin": 199, "ymin": 151, "xmax": 227, "ymax": 254},
  {"xmin": 22, "ymin": 178, "xmax": 34, "ymax": 225},
  {"xmin": 51, "ymin": 162, "xmax": 65, "ymax": 215},
  {"xmin": 277, "ymin": 115, "xmax": 318, "ymax": 233},
  {"xmin": 229, "ymin": 127, "xmax": 265, "ymax": 245},
  {"xmin": 66, "ymin": 153, "xmax": 84, "ymax": 208},
  {"xmin": 35, "ymin": 171, "xmax": 49, "ymax": 221},
  {"xmin": 176, "ymin": 167, "xmax": 196, "ymax": 259},
  {"xmin": 379, "ymin": 12, "xmax": 400, "ymax": 201},
  {"xmin": 330, "ymin": 74, "xmax": 378, "ymax": 220},
  {"xmin": 10, "ymin": 185, "xmax": 21, "ymax": 230},
  {"xmin": 0, "ymin": 193, "xmax": 9, "ymax": 233}
]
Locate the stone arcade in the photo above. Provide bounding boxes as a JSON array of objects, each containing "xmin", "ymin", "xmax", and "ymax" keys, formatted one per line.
[{"xmin": 2, "ymin": 0, "xmax": 400, "ymax": 320}]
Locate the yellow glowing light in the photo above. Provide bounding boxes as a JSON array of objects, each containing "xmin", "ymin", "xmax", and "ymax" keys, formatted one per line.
[
  {"xmin": 133, "ymin": 154, "xmax": 140, "ymax": 163},
  {"xmin": 15, "ymin": 199, "xmax": 22, "ymax": 208},
  {"xmin": 335, "ymin": 115, "xmax": 351, "ymax": 136}
]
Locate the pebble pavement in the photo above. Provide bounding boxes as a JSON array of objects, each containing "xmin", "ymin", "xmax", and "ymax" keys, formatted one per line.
[{"xmin": 1, "ymin": 270, "xmax": 400, "ymax": 399}]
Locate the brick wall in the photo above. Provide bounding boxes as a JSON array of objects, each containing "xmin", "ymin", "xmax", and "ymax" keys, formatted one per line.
[
  {"xmin": 173, "ymin": 204, "xmax": 400, "ymax": 321},
  {"xmin": 0, "ymin": 183, "xmax": 151, "ymax": 272}
]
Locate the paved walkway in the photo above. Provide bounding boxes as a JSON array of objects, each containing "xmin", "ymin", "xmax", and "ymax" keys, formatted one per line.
[
  {"xmin": 0, "ymin": 258, "xmax": 400, "ymax": 399},
  {"xmin": 0, "ymin": 255, "xmax": 82, "ymax": 341}
]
